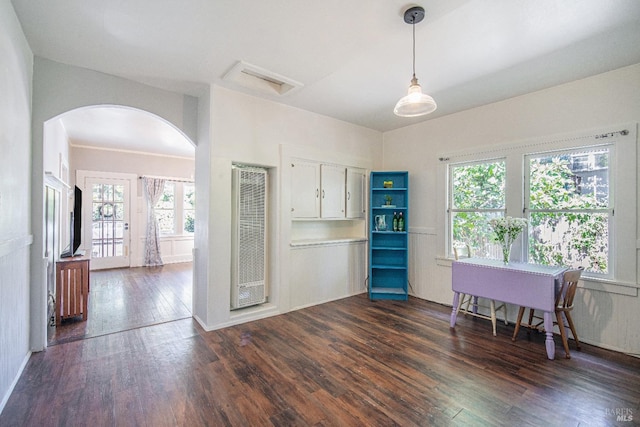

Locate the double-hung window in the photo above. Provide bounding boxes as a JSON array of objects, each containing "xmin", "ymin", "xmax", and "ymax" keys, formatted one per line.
[
  {"xmin": 154, "ymin": 181, "xmax": 195, "ymax": 236},
  {"xmin": 526, "ymin": 146, "xmax": 612, "ymax": 275},
  {"xmin": 449, "ymin": 159, "xmax": 506, "ymax": 258},
  {"xmin": 445, "ymin": 126, "xmax": 634, "ymax": 284}
]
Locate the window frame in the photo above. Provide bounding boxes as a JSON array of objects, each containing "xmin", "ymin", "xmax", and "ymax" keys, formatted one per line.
[
  {"xmin": 524, "ymin": 144, "xmax": 615, "ymax": 278},
  {"xmin": 448, "ymin": 158, "xmax": 506, "ymax": 258},
  {"xmin": 440, "ymin": 124, "xmax": 636, "ymax": 286},
  {"xmin": 154, "ymin": 181, "xmax": 195, "ymax": 237}
]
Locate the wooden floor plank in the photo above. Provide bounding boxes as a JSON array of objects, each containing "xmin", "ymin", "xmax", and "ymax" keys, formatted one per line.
[{"xmin": 3, "ymin": 266, "xmax": 640, "ymax": 426}]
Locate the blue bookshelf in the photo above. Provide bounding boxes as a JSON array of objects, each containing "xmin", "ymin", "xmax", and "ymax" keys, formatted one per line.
[{"xmin": 369, "ymin": 171, "xmax": 408, "ymax": 301}]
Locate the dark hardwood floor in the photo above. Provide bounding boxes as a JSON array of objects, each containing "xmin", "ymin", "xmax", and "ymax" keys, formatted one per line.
[
  {"xmin": 4, "ymin": 290, "xmax": 639, "ymax": 426},
  {"xmin": 48, "ymin": 262, "xmax": 192, "ymax": 346}
]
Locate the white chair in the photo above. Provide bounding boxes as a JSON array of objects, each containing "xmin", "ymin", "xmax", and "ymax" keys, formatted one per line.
[{"xmin": 454, "ymin": 244, "xmax": 508, "ymax": 336}]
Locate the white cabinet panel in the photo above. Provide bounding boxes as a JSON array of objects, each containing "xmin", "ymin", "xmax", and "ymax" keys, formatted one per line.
[
  {"xmin": 320, "ymin": 164, "xmax": 346, "ymax": 218},
  {"xmin": 291, "ymin": 160, "xmax": 320, "ymax": 218},
  {"xmin": 346, "ymin": 168, "xmax": 366, "ymax": 219}
]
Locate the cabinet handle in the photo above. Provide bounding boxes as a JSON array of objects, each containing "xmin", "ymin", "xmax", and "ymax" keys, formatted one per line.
[
  {"xmin": 316, "ymin": 189, "xmax": 319, "ymax": 198},
  {"xmin": 347, "ymin": 191, "xmax": 351, "ymax": 200},
  {"xmin": 322, "ymin": 189, "xmax": 325, "ymax": 199}
]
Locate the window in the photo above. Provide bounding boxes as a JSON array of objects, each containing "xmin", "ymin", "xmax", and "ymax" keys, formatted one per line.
[
  {"xmin": 443, "ymin": 126, "xmax": 634, "ymax": 284},
  {"xmin": 449, "ymin": 160, "xmax": 505, "ymax": 258},
  {"xmin": 526, "ymin": 146, "xmax": 611, "ymax": 275},
  {"xmin": 153, "ymin": 181, "xmax": 195, "ymax": 235},
  {"xmin": 183, "ymin": 183, "xmax": 195, "ymax": 233}
]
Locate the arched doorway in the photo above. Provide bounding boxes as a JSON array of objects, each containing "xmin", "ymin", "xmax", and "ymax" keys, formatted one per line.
[{"xmin": 43, "ymin": 105, "xmax": 196, "ymax": 344}]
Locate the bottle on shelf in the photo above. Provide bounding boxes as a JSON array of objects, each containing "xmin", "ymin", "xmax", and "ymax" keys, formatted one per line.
[
  {"xmin": 393, "ymin": 212, "xmax": 398, "ymax": 231},
  {"xmin": 398, "ymin": 212, "xmax": 404, "ymax": 232}
]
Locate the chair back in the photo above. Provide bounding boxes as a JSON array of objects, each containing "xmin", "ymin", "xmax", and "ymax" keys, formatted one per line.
[
  {"xmin": 453, "ymin": 244, "xmax": 472, "ymax": 260},
  {"xmin": 556, "ymin": 269, "xmax": 583, "ymax": 310}
]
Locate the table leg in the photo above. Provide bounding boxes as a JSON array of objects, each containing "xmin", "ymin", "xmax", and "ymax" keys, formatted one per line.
[
  {"xmin": 450, "ymin": 292, "xmax": 460, "ymax": 328},
  {"xmin": 544, "ymin": 311, "xmax": 555, "ymax": 360},
  {"xmin": 489, "ymin": 300, "xmax": 497, "ymax": 337}
]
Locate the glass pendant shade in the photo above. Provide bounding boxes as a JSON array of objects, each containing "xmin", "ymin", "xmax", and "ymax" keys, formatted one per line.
[
  {"xmin": 394, "ymin": 7, "xmax": 437, "ymax": 118},
  {"xmin": 394, "ymin": 76, "xmax": 437, "ymax": 117}
]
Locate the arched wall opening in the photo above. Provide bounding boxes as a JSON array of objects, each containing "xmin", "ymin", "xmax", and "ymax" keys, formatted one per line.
[{"xmin": 41, "ymin": 104, "xmax": 197, "ymax": 344}]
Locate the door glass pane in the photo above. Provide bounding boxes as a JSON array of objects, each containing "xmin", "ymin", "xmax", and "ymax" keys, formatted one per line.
[{"xmin": 91, "ymin": 183, "xmax": 126, "ymax": 259}]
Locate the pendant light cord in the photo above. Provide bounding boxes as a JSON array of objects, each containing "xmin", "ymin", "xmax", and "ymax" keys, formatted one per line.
[{"xmin": 412, "ymin": 19, "xmax": 416, "ymax": 79}]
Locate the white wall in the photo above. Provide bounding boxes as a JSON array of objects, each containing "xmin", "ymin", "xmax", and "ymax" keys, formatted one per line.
[
  {"xmin": 30, "ymin": 57, "xmax": 200, "ymax": 350},
  {"xmin": 72, "ymin": 147, "xmax": 195, "ymax": 266},
  {"xmin": 196, "ymin": 86, "xmax": 383, "ymax": 330},
  {"xmin": 0, "ymin": 0, "xmax": 33, "ymax": 413},
  {"xmin": 383, "ymin": 64, "xmax": 640, "ymax": 355}
]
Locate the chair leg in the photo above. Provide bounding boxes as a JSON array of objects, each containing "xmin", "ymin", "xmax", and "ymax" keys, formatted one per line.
[
  {"xmin": 564, "ymin": 311, "xmax": 581, "ymax": 351},
  {"xmin": 526, "ymin": 308, "xmax": 535, "ymax": 335},
  {"xmin": 501, "ymin": 304, "xmax": 508, "ymax": 325},
  {"xmin": 489, "ymin": 300, "xmax": 497, "ymax": 337},
  {"xmin": 512, "ymin": 306, "xmax": 525, "ymax": 341},
  {"xmin": 556, "ymin": 311, "xmax": 571, "ymax": 359}
]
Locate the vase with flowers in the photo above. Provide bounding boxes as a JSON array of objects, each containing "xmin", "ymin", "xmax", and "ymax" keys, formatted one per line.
[{"xmin": 489, "ymin": 216, "xmax": 528, "ymax": 264}]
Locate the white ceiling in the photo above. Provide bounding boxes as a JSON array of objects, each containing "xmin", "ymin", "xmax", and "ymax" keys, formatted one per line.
[
  {"xmin": 11, "ymin": 0, "xmax": 640, "ymax": 156},
  {"xmin": 59, "ymin": 106, "xmax": 196, "ymax": 158}
]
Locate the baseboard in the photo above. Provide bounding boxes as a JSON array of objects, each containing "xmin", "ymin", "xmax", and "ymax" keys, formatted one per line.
[{"xmin": 0, "ymin": 351, "xmax": 31, "ymax": 415}]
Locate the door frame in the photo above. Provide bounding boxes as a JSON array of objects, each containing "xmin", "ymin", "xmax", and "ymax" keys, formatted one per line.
[{"xmin": 77, "ymin": 170, "xmax": 138, "ymax": 270}]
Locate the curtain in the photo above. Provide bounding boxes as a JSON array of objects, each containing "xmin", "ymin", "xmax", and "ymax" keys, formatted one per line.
[{"xmin": 142, "ymin": 177, "xmax": 166, "ymax": 266}]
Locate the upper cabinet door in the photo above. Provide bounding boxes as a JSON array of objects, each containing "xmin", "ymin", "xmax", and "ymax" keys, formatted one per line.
[
  {"xmin": 320, "ymin": 164, "xmax": 346, "ymax": 218},
  {"xmin": 291, "ymin": 160, "xmax": 320, "ymax": 218},
  {"xmin": 346, "ymin": 168, "xmax": 366, "ymax": 219}
]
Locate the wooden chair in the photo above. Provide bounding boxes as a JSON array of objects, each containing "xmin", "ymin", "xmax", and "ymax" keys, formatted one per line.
[
  {"xmin": 512, "ymin": 268, "xmax": 583, "ymax": 358},
  {"xmin": 454, "ymin": 244, "xmax": 508, "ymax": 337}
]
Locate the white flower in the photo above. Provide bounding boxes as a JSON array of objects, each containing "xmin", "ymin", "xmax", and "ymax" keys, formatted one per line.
[{"xmin": 489, "ymin": 216, "xmax": 528, "ymax": 247}]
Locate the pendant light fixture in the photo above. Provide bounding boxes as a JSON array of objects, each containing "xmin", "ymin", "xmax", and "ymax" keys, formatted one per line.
[{"xmin": 394, "ymin": 6, "xmax": 437, "ymax": 117}]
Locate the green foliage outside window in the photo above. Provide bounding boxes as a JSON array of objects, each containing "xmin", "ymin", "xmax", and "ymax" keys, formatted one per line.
[
  {"xmin": 528, "ymin": 151, "xmax": 609, "ymax": 273},
  {"xmin": 183, "ymin": 184, "xmax": 195, "ymax": 233},
  {"xmin": 451, "ymin": 161, "xmax": 505, "ymax": 257},
  {"xmin": 451, "ymin": 147, "xmax": 610, "ymax": 274}
]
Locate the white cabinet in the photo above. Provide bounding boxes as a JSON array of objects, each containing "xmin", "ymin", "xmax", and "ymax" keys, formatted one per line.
[
  {"xmin": 291, "ymin": 160, "xmax": 365, "ymax": 220},
  {"xmin": 291, "ymin": 160, "xmax": 320, "ymax": 218},
  {"xmin": 346, "ymin": 168, "xmax": 366, "ymax": 219},
  {"xmin": 320, "ymin": 164, "xmax": 346, "ymax": 218}
]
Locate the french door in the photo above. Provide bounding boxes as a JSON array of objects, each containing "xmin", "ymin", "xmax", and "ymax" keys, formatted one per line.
[{"xmin": 84, "ymin": 177, "xmax": 131, "ymax": 270}]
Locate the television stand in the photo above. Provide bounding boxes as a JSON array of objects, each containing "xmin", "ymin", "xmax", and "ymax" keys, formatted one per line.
[{"xmin": 56, "ymin": 255, "xmax": 90, "ymax": 325}]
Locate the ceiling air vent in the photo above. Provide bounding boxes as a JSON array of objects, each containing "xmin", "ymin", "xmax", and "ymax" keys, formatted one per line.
[{"xmin": 223, "ymin": 61, "xmax": 303, "ymax": 96}]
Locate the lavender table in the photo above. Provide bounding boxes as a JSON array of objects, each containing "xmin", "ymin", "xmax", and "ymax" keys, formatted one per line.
[{"xmin": 450, "ymin": 258, "xmax": 567, "ymax": 360}]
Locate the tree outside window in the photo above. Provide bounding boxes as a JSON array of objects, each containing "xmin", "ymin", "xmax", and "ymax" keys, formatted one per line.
[
  {"xmin": 527, "ymin": 147, "xmax": 611, "ymax": 274},
  {"xmin": 449, "ymin": 160, "xmax": 506, "ymax": 257},
  {"xmin": 183, "ymin": 183, "xmax": 195, "ymax": 233},
  {"xmin": 153, "ymin": 181, "xmax": 195, "ymax": 236}
]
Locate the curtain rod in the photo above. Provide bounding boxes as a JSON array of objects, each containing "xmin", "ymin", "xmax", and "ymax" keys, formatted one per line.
[
  {"xmin": 438, "ymin": 128, "xmax": 630, "ymax": 162},
  {"xmin": 139, "ymin": 175, "xmax": 194, "ymax": 183}
]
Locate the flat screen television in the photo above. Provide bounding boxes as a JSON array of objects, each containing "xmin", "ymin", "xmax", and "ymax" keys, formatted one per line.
[{"xmin": 61, "ymin": 185, "xmax": 83, "ymax": 258}]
